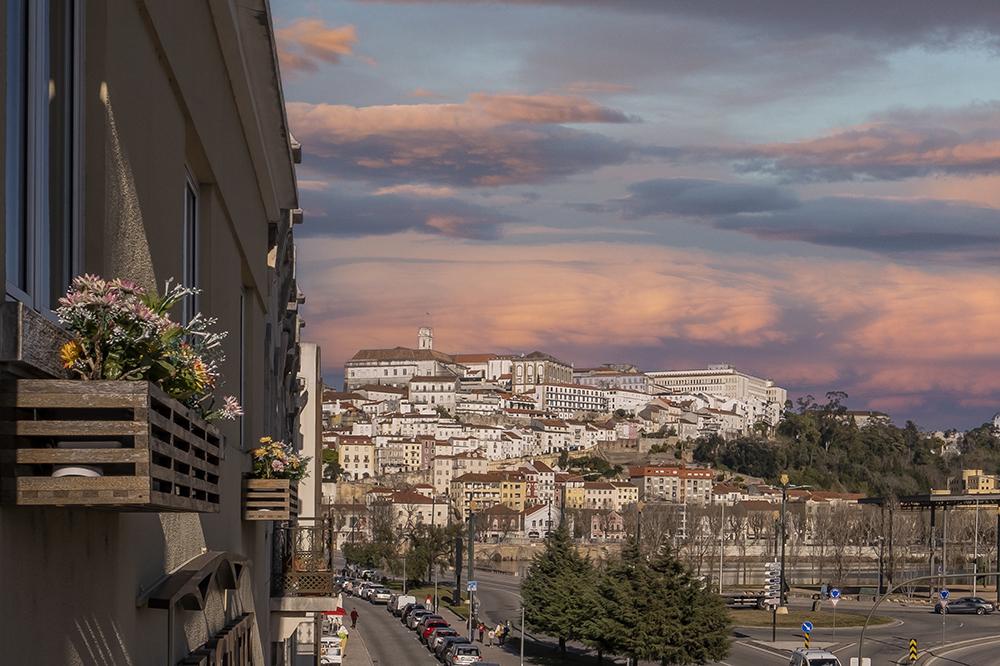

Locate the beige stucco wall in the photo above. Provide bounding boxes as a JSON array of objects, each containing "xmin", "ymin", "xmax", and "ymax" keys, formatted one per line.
[
  {"xmin": 298, "ymin": 343, "xmax": 324, "ymax": 519},
  {"xmin": 0, "ymin": 0, "xmax": 297, "ymax": 663}
]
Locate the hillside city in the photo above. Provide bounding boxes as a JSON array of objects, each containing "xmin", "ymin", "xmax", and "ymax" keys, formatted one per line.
[{"xmin": 5, "ymin": 2, "xmax": 999, "ymax": 666}]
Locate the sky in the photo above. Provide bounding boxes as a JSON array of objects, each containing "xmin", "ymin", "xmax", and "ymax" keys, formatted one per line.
[{"xmin": 273, "ymin": 0, "xmax": 1000, "ymax": 430}]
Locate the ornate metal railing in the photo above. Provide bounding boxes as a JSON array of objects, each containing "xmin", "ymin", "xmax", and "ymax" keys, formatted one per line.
[{"xmin": 271, "ymin": 518, "xmax": 336, "ymax": 597}]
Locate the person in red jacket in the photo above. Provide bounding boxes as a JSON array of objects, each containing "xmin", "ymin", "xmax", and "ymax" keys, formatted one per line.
[{"xmin": 350, "ymin": 607, "xmax": 359, "ymax": 628}]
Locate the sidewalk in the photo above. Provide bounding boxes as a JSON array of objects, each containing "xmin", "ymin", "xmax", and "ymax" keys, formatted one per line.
[{"xmin": 341, "ymin": 627, "xmax": 374, "ymax": 666}]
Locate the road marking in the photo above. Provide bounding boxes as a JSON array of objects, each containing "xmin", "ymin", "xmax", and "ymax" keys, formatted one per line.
[
  {"xmin": 922, "ymin": 634, "xmax": 1000, "ymax": 666},
  {"xmin": 741, "ymin": 640, "xmax": 791, "ymax": 660}
]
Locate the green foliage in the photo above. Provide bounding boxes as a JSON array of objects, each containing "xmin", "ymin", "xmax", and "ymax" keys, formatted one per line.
[
  {"xmin": 584, "ymin": 541, "xmax": 730, "ymax": 665},
  {"xmin": 322, "ymin": 448, "xmax": 342, "ymax": 481},
  {"xmin": 522, "ymin": 525, "xmax": 599, "ymax": 654},
  {"xmin": 692, "ymin": 391, "xmax": 996, "ymax": 495},
  {"xmin": 563, "ymin": 455, "xmax": 623, "ymax": 480}
]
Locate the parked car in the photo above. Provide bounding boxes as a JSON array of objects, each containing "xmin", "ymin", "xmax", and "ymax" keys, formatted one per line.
[
  {"xmin": 443, "ymin": 642, "xmax": 482, "ymax": 665},
  {"xmin": 416, "ymin": 615, "xmax": 445, "ymax": 634},
  {"xmin": 435, "ymin": 636, "xmax": 470, "ymax": 661},
  {"xmin": 421, "ymin": 620, "xmax": 450, "ymax": 644},
  {"xmin": 407, "ymin": 610, "xmax": 435, "ymax": 629},
  {"xmin": 401, "ymin": 603, "xmax": 426, "ymax": 625},
  {"xmin": 788, "ymin": 648, "xmax": 841, "ymax": 666},
  {"xmin": 370, "ymin": 588, "xmax": 392, "ymax": 604},
  {"xmin": 361, "ymin": 569, "xmax": 377, "ymax": 580},
  {"xmin": 427, "ymin": 627, "xmax": 459, "ymax": 650},
  {"xmin": 390, "ymin": 594, "xmax": 417, "ymax": 615},
  {"xmin": 935, "ymin": 596, "xmax": 995, "ymax": 615}
]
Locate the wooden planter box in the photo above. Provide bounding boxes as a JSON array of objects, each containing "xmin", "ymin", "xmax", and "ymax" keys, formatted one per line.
[
  {"xmin": 243, "ymin": 478, "xmax": 299, "ymax": 521},
  {"xmin": 1, "ymin": 379, "xmax": 223, "ymax": 512}
]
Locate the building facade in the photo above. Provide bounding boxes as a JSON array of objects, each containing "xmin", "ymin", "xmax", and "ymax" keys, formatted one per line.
[
  {"xmin": 511, "ymin": 351, "xmax": 573, "ymax": 393},
  {"xmin": 0, "ymin": 1, "xmax": 309, "ymax": 663}
]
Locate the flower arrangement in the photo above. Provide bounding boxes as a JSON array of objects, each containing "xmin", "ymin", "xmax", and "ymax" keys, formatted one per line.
[
  {"xmin": 56, "ymin": 274, "xmax": 243, "ymax": 421},
  {"xmin": 251, "ymin": 437, "xmax": 311, "ymax": 480}
]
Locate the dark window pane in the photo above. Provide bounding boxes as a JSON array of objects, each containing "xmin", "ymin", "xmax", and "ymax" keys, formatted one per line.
[
  {"xmin": 46, "ymin": 0, "xmax": 73, "ymax": 307},
  {"xmin": 5, "ymin": 0, "xmax": 28, "ymax": 290}
]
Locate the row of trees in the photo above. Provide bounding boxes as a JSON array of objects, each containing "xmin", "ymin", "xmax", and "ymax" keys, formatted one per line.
[
  {"xmin": 521, "ymin": 527, "xmax": 730, "ymax": 665},
  {"xmin": 341, "ymin": 502, "xmax": 462, "ymax": 586}
]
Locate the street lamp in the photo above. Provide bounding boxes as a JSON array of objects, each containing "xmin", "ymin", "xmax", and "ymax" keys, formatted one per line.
[{"xmin": 779, "ymin": 474, "xmax": 810, "ymax": 607}]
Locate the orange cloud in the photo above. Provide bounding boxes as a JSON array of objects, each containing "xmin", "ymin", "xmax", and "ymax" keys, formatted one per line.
[
  {"xmin": 295, "ymin": 234, "xmax": 1000, "ymax": 419},
  {"xmin": 276, "ymin": 20, "xmax": 358, "ymax": 73},
  {"xmin": 285, "ymin": 93, "xmax": 633, "ymax": 185}
]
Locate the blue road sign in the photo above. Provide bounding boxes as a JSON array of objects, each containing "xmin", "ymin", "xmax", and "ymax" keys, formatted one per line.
[
  {"xmin": 940, "ymin": 588, "xmax": 949, "ymax": 600},
  {"xmin": 467, "ymin": 581, "xmax": 478, "ymax": 592},
  {"xmin": 802, "ymin": 621, "xmax": 814, "ymax": 633},
  {"xmin": 830, "ymin": 588, "xmax": 841, "ymax": 599}
]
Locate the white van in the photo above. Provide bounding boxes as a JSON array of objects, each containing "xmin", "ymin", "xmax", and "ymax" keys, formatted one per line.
[
  {"xmin": 391, "ymin": 594, "xmax": 416, "ymax": 615},
  {"xmin": 788, "ymin": 648, "xmax": 841, "ymax": 666}
]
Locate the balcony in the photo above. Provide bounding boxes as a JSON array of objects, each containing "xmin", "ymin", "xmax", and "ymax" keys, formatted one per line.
[{"xmin": 271, "ymin": 519, "xmax": 337, "ymax": 599}]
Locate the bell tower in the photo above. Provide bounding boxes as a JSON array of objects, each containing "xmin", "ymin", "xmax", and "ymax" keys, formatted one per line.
[{"xmin": 418, "ymin": 327, "xmax": 433, "ymax": 350}]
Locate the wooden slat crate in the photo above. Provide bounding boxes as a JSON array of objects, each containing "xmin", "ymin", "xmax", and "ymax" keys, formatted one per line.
[
  {"xmin": 243, "ymin": 478, "xmax": 299, "ymax": 521},
  {"xmin": 0, "ymin": 379, "xmax": 223, "ymax": 512}
]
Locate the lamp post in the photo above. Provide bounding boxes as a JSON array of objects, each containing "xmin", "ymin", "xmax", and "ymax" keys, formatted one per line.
[
  {"xmin": 778, "ymin": 474, "xmax": 809, "ymax": 607},
  {"xmin": 718, "ymin": 499, "xmax": 726, "ymax": 595},
  {"xmin": 636, "ymin": 500, "xmax": 645, "ymax": 550},
  {"xmin": 973, "ymin": 500, "xmax": 980, "ymax": 596}
]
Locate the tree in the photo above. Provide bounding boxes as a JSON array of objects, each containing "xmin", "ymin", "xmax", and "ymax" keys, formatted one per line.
[
  {"xmin": 322, "ymin": 447, "xmax": 342, "ymax": 481},
  {"xmin": 521, "ymin": 525, "xmax": 598, "ymax": 656},
  {"xmin": 586, "ymin": 541, "xmax": 730, "ymax": 665}
]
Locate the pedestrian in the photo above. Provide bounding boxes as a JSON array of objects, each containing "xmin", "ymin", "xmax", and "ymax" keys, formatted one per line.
[
  {"xmin": 487, "ymin": 627, "xmax": 494, "ymax": 647},
  {"xmin": 350, "ymin": 607, "xmax": 359, "ymax": 629},
  {"xmin": 478, "ymin": 622, "xmax": 485, "ymax": 643},
  {"xmin": 496, "ymin": 623, "xmax": 504, "ymax": 646}
]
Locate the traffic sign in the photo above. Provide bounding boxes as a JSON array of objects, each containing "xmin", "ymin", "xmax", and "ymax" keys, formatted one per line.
[
  {"xmin": 801, "ymin": 621, "xmax": 813, "ymax": 633},
  {"xmin": 909, "ymin": 638, "xmax": 918, "ymax": 662},
  {"xmin": 830, "ymin": 588, "xmax": 840, "ymax": 599},
  {"xmin": 940, "ymin": 588, "xmax": 949, "ymax": 600},
  {"xmin": 830, "ymin": 596, "xmax": 839, "ymax": 607},
  {"xmin": 467, "ymin": 581, "xmax": 478, "ymax": 592}
]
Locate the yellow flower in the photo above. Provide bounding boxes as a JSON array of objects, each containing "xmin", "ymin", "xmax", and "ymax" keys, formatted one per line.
[
  {"xmin": 259, "ymin": 436, "xmax": 272, "ymax": 444},
  {"xmin": 252, "ymin": 448, "xmax": 266, "ymax": 459},
  {"xmin": 191, "ymin": 358, "xmax": 209, "ymax": 391},
  {"xmin": 60, "ymin": 340, "xmax": 83, "ymax": 369}
]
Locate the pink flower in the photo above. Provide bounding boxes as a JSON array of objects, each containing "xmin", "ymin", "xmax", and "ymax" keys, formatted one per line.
[{"xmin": 271, "ymin": 460, "xmax": 285, "ymax": 472}]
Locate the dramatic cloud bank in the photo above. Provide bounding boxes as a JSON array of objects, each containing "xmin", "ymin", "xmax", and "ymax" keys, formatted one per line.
[
  {"xmin": 287, "ymin": 94, "xmax": 634, "ymax": 186},
  {"xmin": 276, "ymin": 19, "xmax": 359, "ymax": 72}
]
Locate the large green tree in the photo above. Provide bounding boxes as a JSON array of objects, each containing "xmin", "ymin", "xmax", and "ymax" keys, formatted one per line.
[
  {"xmin": 586, "ymin": 541, "xmax": 730, "ymax": 665},
  {"xmin": 522, "ymin": 525, "xmax": 598, "ymax": 656}
]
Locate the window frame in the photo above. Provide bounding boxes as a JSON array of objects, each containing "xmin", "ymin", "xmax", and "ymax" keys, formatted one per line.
[
  {"xmin": 182, "ymin": 169, "xmax": 199, "ymax": 323},
  {"xmin": 4, "ymin": 0, "xmax": 83, "ymax": 312}
]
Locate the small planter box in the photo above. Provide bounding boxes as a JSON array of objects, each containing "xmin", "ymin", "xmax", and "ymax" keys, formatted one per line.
[
  {"xmin": 1, "ymin": 379, "xmax": 222, "ymax": 512},
  {"xmin": 244, "ymin": 478, "xmax": 299, "ymax": 521}
]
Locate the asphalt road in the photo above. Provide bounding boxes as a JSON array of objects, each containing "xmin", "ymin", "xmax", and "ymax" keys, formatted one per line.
[
  {"xmin": 336, "ymin": 556, "xmax": 1000, "ymax": 665},
  {"xmin": 345, "ymin": 598, "xmax": 440, "ymax": 665}
]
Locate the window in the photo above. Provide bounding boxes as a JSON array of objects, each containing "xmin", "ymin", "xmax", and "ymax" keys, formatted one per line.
[
  {"xmin": 182, "ymin": 173, "xmax": 199, "ymax": 323},
  {"xmin": 5, "ymin": 0, "xmax": 81, "ymax": 310}
]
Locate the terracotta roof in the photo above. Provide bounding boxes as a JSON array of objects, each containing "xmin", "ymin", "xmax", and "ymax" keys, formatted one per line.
[
  {"xmin": 349, "ymin": 347, "xmax": 456, "ymax": 364},
  {"xmin": 481, "ymin": 503, "xmax": 520, "ymax": 516},
  {"xmin": 584, "ymin": 482, "xmax": 615, "ymax": 490},
  {"xmin": 453, "ymin": 353, "xmax": 499, "ymax": 363},
  {"xmin": 519, "ymin": 351, "xmax": 571, "ymax": 365},
  {"xmin": 357, "ymin": 384, "xmax": 408, "ymax": 395},
  {"xmin": 410, "ymin": 375, "xmax": 460, "ymax": 383},
  {"xmin": 389, "ymin": 491, "xmax": 435, "ymax": 505},
  {"xmin": 531, "ymin": 460, "xmax": 554, "ymax": 473}
]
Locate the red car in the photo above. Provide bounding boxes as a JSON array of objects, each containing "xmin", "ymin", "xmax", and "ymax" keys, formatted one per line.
[{"xmin": 421, "ymin": 620, "xmax": 450, "ymax": 643}]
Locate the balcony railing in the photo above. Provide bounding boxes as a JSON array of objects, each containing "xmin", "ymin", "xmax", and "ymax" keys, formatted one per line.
[{"xmin": 271, "ymin": 519, "xmax": 336, "ymax": 597}]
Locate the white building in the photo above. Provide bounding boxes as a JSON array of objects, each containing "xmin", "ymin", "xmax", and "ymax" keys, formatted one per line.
[
  {"xmin": 408, "ymin": 375, "xmax": 460, "ymax": 412},
  {"xmin": 511, "ymin": 351, "xmax": 574, "ymax": 393},
  {"xmin": 453, "ymin": 353, "xmax": 513, "ymax": 381},
  {"xmin": 606, "ymin": 388, "xmax": 652, "ymax": 415},
  {"xmin": 534, "ymin": 382, "xmax": 607, "ymax": 417},
  {"xmin": 338, "ymin": 436, "xmax": 377, "ymax": 480},
  {"xmin": 646, "ymin": 364, "xmax": 787, "ymax": 426},
  {"xmin": 574, "ymin": 365, "xmax": 654, "ymax": 393},
  {"xmin": 344, "ymin": 329, "xmax": 465, "ymax": 389},
  {"xmin": 532, "ymin": 419, "xmax": 572, "ymax": 453}
]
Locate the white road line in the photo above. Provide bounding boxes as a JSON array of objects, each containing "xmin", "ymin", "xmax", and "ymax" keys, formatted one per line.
[{"xmin": 923, "ymin": 634, "xmax": 1000, "ymax": 666}]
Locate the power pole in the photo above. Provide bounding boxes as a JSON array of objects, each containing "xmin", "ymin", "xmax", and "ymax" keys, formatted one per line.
[{"xmin": 780, "ymin": 474, "xmax": 788, "ymax": 606}]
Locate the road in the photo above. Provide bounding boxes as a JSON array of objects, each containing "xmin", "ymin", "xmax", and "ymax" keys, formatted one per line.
[
  {"xmin": 336, "ymin": 556, "xmax": 1000, "ymax": 665},
  {"xmin": 469, "ymin": 568, "xmax": 1000, "ymax": 665},
  {"xmin": 344, "ymin": 598, "xmax": 440, "ymax": 665}
]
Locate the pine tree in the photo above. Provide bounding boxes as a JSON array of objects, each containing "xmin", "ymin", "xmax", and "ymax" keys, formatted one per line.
[
  {"xmin": 521, "ymin": 525, "xmax": 597, "ymax": 656},
  {"xmin": 587, "ymin": 540, "xmax": 731, "ymax": 665}
]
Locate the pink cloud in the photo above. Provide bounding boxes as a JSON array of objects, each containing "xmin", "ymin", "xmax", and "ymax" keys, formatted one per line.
[
  {"xmin": 295, "ymin": 235, "xmax": 1000, "ymax": 423},
  {"xmin": 276, "ymin": 20, "xmax": 358, "ymax": 73},
  {"xmin": 285, "ymin": 93, "xmax": 633, "ymax": 185}
]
